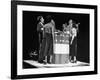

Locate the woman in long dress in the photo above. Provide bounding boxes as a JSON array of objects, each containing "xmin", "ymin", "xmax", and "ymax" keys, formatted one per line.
[
  {"xmin": 69, "ymin": 19, "xmax": 78, "ymax": 63},
  {"xmin": 40, "ymin": 15, "xmax": 55, "ymax": 64},
  {"xmin": 70, "ymin": 26, "xmax": 77, "ymax": 63}
]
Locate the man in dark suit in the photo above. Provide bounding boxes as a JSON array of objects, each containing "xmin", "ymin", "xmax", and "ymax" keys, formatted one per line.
[{"xmin": 37, "ymin": 16, "xmax": 44, "ymax": 63}]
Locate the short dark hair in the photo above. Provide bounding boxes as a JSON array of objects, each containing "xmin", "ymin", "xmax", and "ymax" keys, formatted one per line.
[
  {"xmin": 37, "ymin": 16, "xmax": 43, "ymax": 22},
  {"xmin": 73, "ymin": 23, "xmax": 77, "ymax": 28},
  {"xmin": 45, "ymin": 15, "xmax": 52, "ymax": 23}
]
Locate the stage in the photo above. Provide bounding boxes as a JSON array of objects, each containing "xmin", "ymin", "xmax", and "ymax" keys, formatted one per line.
[{"xmin": 23, "ymin": 60, "xmax": 89, "ymax": 68}]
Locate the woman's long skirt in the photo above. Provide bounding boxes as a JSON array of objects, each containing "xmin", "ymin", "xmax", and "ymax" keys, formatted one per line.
[
  {"xmin": 38, "ymin": 33, "xmax": 53, "ymax": 61},
  {"xmin": 70, "ymin": 37, "xmax": 77, "ymax": 58}
]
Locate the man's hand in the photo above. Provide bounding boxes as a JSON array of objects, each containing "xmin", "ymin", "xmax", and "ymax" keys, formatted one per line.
[{"xmin": 41, "ymin": 28, "xmax": 43, "ymax": 30}]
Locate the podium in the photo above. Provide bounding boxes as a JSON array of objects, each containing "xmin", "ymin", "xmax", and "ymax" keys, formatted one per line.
[{"xmin": 52, "ymin": 32, "xmax": 70, "ymax": 64}]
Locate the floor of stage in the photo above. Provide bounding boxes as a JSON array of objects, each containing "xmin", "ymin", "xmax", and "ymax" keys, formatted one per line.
[{"xmin": 23, "ymin": 60, "xmax": 89, "ymax": 68}]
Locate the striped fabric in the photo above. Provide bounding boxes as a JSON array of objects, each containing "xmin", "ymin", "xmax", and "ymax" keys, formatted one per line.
[
  {"xmin": 53, "ymin": 32, "xmax": 70, "ymax": 64},
  {"xmin": 54, "ymin": 32, "xmax": 69, "ymax": 44}
]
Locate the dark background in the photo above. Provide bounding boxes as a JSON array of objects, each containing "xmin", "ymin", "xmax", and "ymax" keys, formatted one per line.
[{"xmin": 23, "ymin": 11, "xmax": 89, "ymax": 63}]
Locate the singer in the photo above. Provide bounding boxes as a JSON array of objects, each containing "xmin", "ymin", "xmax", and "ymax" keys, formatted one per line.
[{"xmin": 69, "ymin": 20, "xmax": 80, "ymax": 63}]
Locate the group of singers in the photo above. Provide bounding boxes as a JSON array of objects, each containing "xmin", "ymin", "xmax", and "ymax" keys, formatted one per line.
[{"xmin": 37, "ymin": 15, "xmax": 79, "ymax": 64}]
